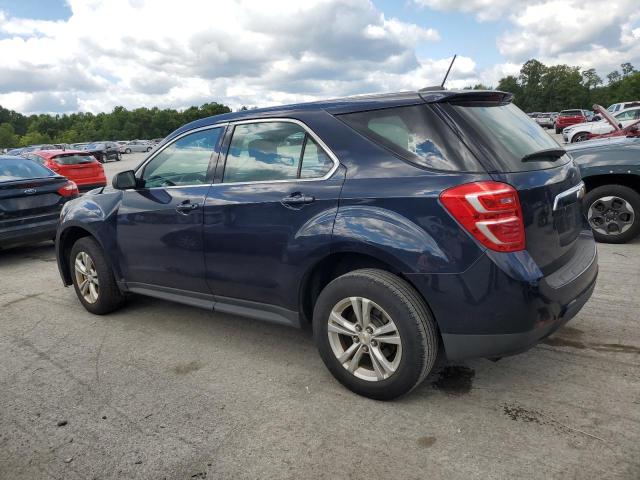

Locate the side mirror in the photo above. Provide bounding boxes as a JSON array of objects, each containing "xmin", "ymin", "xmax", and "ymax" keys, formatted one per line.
[{"xmin": 112, "ymin": 170, "xmax": 138, "ymax": 190}]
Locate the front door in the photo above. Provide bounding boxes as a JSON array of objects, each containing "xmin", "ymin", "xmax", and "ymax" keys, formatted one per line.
[
  {"xmin": 203, "ymin": 120, "xmax": 345, "ymax": 317},
  {"xmin": 117, "ymin": 126, "xmax": 225, "ymax": 295}
]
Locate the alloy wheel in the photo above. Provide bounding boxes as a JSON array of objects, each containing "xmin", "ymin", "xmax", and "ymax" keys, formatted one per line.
[
  {"xmin": 74, "ymin": 251, "xmax": 100, "ymax": 303},
  {"xmin": 588, "ymin": 195, "xmax": 635, "ymax": 236},
  {"xmin": 327, "ymin": 297, "xmax": 402, "ymax": 382}
]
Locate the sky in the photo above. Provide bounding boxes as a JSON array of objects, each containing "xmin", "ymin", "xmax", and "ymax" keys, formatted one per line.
[{"xmin": 0, "ymin": 0, "xmax": 638, "ymax": 114}]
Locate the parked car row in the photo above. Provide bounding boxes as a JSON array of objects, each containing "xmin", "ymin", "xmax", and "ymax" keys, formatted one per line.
[{"xmin": 562, "ymin": 105, "xmax": 640, "ymax": 143}]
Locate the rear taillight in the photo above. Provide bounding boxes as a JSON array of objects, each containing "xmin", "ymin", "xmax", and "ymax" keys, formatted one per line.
[
  {"xmin": 440, "ymin": 181, "xmax": 525, "ymax": 252},
  {"xmin": 57, "ymin": 180, "xmax": 79, "ymax": 197},
  {"xmin": 46, "ymin": 160, "xmax": 60, "ymax": 172}
]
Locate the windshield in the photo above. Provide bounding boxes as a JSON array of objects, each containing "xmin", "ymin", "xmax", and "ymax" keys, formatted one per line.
[
  {"xmin": 53, "ymin": 154, "xmax": 96, "ymax": 165},
  {"xmin": 0, "ymin": 158, "xmax": 56, "ymax": 182},
  {"xmin": 442, "ymin": 102, "xmax": 569, "ymax": 172}
]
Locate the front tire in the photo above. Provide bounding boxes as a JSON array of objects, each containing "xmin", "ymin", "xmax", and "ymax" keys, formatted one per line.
[
  {"xmin": 146, "ymin": 147, "xmax": 152, "ymax": 152},
  {"xmin": 555, "ymin": 127, "xmax": 562, "ymax": 134},
  {"xmin": 584, "ymin": 185, "xmax": 640, "ymax": 243},
  {"xmin": 125, "ymin": 148, "xmax": 131, "ymax": 154},
  {"xmin": 70, "ymin": 237, "xmax": 125, "ymax": 314},
  {"xmin": 313, "ymin": 269, "xmax": 438, "ymax": 400},
  {"xmin": 572, "ymin": 132, "xmax": 589, "ymax": 143}
]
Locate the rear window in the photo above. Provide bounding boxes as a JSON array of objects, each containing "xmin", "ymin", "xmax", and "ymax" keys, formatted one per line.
[
  {"xmin": 440, "ymin": 102, "xmax": 570, "ymax": 173},
  {"xmin": 339, "ymin": 105, "xmax": 482, "ymax": 172},
  {"xmin": 53, "ymin": 154, "xmax": 96, "ymax": 165},
  {"xmin": 0, "ymin": 158, "xmax": 56, "ymax": 182},
  {"xmin": 560, "ymin": 110, "xmax": 583, "ymax": 116}
]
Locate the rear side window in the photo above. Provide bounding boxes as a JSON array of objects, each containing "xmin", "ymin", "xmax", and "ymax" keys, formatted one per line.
[
  {"xmin": 560, "ymin": 110, "xmax": 583, "ymax": 116},
  {"xmin": 53, "ymin": 154, "xmax": 96, "ymax": 165},
  {"xmin": 0, "ymin": 158, "xmax": 56, "ymax": 182},
  {"xmin": 441, "ymin": 102, "xmax": 570, "ymax": 172},
  {"xmin": 339, "ymin": 105, "xmax": 482, "ymax": 172}
]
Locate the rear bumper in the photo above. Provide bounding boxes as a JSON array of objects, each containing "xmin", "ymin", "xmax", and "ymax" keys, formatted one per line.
[
  {"xmin": 441, "ymin": 275, "xmax": 596, "ymax": 360},
  {"xmin": 0, "ymin": 219, "xmax": 58, "ymax": 247},
  {"xmin": 407, "ymin": 232, "xmax": 598, "ymax": 361}
]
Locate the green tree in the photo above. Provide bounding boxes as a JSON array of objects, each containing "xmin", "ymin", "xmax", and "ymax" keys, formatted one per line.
[
  {"xmin": 0, "ymin": 122, "xmax": 18, "ymax": 148},
  {"xmin": 582, "ymin": 68, "xmax": 602, "ymax": 89},
  {"xmin": 607, "ymin": 70, "xmax": 621, "ymax": 85},
  {"xmin": 621, "ymin": 62, "xmax": 635, "ymax": 77}
]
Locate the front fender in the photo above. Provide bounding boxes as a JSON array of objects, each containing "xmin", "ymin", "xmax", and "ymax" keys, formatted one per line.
[{"xmin": 56, "ymin": 190, "xmax": 123, "ymax": 285}]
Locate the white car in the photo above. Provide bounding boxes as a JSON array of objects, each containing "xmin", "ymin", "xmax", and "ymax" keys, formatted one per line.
[
  {"xmin": 607, "ymin": 101, "xmax": 640, "ymax": 114},
  {"xmin": 563, "ymin": 107, "xmax": 640, "ymax": 143}
]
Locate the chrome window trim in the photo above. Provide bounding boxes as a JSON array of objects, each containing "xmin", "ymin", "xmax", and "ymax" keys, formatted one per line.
[
  {"xmin": 213, "ymin": 117, "xmax": 340, "ymax": 187},
  {"xmin": 134, "ymin": 123, "xmax": 229, "ymax": 184}
]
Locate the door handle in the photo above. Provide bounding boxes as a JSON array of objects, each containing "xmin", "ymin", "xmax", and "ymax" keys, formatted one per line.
[
  {"xmin": 176, "ymin": 201, "xmax": 200, "ymax": 214},
  {"xmin": 281, "ymin": 193, "xmax": 315, "ymax": 206}
]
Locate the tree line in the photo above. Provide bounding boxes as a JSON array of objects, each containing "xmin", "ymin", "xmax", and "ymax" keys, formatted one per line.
[
  {"xmin": 492, "ymin": 59, "xmax": 639, "ymax": 113},
  {"xmin": 0, "ymin": 102, "xmax": 231, "ymax": 148}
]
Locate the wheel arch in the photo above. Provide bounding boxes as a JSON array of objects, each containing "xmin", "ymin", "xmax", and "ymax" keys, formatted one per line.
[
  {"xmin": 57, "ymin": 225, "xmax": 94, "ymax": 285},
  {"xmin": 298, "ymin": 250, "xmax": 437, "ymax": 330},
  {"xmin": 582, "ymin": 173, "xmax": 640, "ymax": 194}
]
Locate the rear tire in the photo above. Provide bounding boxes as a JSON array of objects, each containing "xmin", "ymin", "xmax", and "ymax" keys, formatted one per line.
[
  {"xmin": 146, "ymin": 147, "xmax": 152, "ymax": 152},
  {"xmin": 125, "ymin": 148, "xmax": 131, "ymax": 154},
  {"xmin": 584, "ymin": 185, "xmax": 640, "ymax": 243},
  {"xmin": 70, "ymin": 237, "xmax": 125, "ymax": 314},
  {"xmin": 313, "ymin": 269, "xmax": 438, "ymax": 400},
  {"xmin": 555, "ymin": 127, "xmax": 562, "ymax": 134}
]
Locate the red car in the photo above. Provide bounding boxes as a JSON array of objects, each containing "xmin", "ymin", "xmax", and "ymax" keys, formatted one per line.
[
  {"xmin": 23, "ymin": 150, "xmax": 107, "ymax": 192},
  {"xmin": 554, "ymin": 109, "xmax": 591, "ymax": 133},
  {"xmin": 588, "ymin": 104, "xmax": 640, "ymax": 140}
]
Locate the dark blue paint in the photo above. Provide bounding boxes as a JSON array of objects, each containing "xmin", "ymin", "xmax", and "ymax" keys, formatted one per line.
[{"xmin": 56, "ymin": 90, "xmax": 598, "ymax": 361}]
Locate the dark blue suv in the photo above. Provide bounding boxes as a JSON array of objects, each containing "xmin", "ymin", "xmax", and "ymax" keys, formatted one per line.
[{"xmin": 56, "ymin": 90, "xmax": 598, "ymax": 399}]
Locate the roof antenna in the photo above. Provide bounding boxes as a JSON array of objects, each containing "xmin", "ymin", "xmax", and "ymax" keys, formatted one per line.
[
  {"xmin": 419, "ymin": 54, "xmax": 457, "ymax": 92},
  {"xmin": 441, "ymin": 54, "xmax": 457, "ymax": 88}
]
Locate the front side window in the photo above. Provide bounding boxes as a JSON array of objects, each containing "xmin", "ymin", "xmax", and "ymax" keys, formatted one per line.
[
  {"xmin": 223, "ymin": 121, "xmax": 333, "ymax": 183},
  {"xmin": 141, "ymin": 127, "xmax": 222, "ymax": 188}
]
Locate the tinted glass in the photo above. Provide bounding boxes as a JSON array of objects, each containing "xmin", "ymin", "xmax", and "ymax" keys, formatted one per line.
[
  {"xmin": 615, "ymin": 109, "xmax": 639, "ymax": 121},
  {"xmin": 0, "ymin": 158, "xmax": 56, "ymax": 182},
  {"xmin": 224, "ymin": 122, "xmax": 304, "ymax": 183},
  {"xmin": 340, "ymin": 105, "xmax": 481, "ymax": 171},
  {"xmin": 300, "ymin": 137, "xmax": 333, "ymax": 178},
  {"xmin": 560, "ymin": 110, "xmax": 583, "ymax": 116},
  {"xmin": 53, "ymin": 154, "xmax": 96, "ymax": 165},
  {"xmin": 142, "ymin": 128, "xmax": 221, "ymax": 188},
  {"xmin": 443, "ymin": 102, "xmax": 569, "ymax": 172}
]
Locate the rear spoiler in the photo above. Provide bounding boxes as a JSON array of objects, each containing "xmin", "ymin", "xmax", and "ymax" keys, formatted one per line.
[{"xmin": 419, "ymin": 90, "xmax": 513, "ymax": 105}]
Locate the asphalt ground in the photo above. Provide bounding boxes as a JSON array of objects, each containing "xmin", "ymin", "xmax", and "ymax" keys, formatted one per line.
[{"xmin": 1, "ymin": 135, "xmax": 639, "ymax": 479}]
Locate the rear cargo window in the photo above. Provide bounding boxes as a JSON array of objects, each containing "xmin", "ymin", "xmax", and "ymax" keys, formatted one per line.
[
  {"xmin": 0, "ymin": 158, "xmax": 56, "ymax": 182},
  {"xmin": 441, "ymin": 102, "xmax": 570, "ymax": 173},
  {"xmin": 53, "ymin": 154, "xmax": 96, "ymax": 165},
  {"xmin": 339, "ymin": 105, "xmax": 482, "ymax": 172},
  {"xmin": 560, "ymin": 110, "xmax": 583, "ymax": 116}
]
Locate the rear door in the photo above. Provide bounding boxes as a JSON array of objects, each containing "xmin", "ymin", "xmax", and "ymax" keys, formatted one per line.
[
  {"xmin": 202, "ymin": 119, "xmax": 344, "ymax": 316},
  {"xmin": 439, "ymin": 101, "xmax": 587, "ymax": 273}
]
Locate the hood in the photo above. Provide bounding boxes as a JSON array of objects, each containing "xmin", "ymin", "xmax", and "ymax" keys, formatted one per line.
[{"xmin": 593, "ymin": 104, "xmax": 623, "ymax": 132}]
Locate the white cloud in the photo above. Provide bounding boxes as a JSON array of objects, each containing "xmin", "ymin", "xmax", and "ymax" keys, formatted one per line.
[
  {"xmin": 413, "ymin": 0, "xmax": 530, "ymax": 22},
  {"xmin": 0, "ymin": 0, "xmax": 446, "ymax": 114}
]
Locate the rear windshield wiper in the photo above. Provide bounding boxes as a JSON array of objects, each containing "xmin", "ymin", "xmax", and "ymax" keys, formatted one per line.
[{"xmin": 521, "ymin": 147, "xmax": 566, "ymax": 162}]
